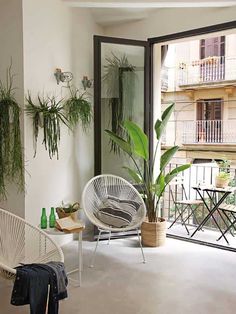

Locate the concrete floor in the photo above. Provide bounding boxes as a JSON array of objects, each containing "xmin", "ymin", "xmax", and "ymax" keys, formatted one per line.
[{"xmin": 1, "ymin": 237, "xmax": 236, "ymax": 314}]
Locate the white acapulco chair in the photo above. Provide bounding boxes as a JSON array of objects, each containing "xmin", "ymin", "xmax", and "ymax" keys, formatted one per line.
[
  {"xmin": 82, "ymin": 174, "xmax": 147, "ymax": 267},
  {"xmin": 0, "ymin": 208, "xmax": 64, "ymax": 280}
]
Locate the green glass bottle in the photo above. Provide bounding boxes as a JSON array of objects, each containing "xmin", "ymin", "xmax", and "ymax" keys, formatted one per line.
[
  {"xmin": 41, "ymin": 208, "xmax": 47, "ymax": 229},
  {"xmin": 49, "ymin": 207, "xmax": 56, "ymax": 228}
]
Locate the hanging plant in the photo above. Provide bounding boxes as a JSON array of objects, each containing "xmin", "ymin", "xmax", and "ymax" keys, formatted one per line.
[
  {"xmin": 103, "ymin": 53, "xmax": 136, "ymax": 153},
  {"xmin": 64, "ymin": 86, "xmax": 92, "ymax": 131},
  {"xmin": 0, "ymin": 66, "xmax": 24, "ymax": 198},
  {"xmin": 25, "ymin": 94, "xmax": 69, "ymax": 159}
]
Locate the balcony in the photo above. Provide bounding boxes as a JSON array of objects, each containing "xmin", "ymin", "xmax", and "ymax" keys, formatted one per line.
[
  {"xmin": 178, "ymin": 56, "xmax": 236, "ymax": 88},
  {"xmin": 183, "ymin": 120, "xmax": 236, "ymax": 145},
  {"xmin": 164, "ymin": 163, "xmax": 236, "ymax": 250}
]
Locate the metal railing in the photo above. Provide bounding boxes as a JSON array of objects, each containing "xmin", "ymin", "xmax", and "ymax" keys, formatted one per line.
[
  {"xmin": 164, "ymin": 163, "xmax": 236, "ymax": 231},
  {"xmin": 183, "ymin": 120, "xmax": 236, "ymax": 144},
  {"xmin": 178, "ymin": 56, "xmax": 236, "ymax": 86}
]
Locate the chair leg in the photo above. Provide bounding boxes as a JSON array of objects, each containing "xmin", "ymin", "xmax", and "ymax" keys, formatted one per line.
[
  {"xmin": 90, "ymin": 229, "xmax": 102, "ymax": 268},
  {"xmin": 137, "ymin": 229, "xmax": 146, "ymax": 264},
  {"xmin": 107, "ymin": 231, "xmax": 111, "ymax": 245}
]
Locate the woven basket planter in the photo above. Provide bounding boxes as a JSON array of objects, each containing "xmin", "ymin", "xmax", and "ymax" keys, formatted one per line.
[
  {"xmin": 215, "ymin": 177, "xmax": 230, "ymax": 189},
  {"xmin": 141, "ymin": 218, "xmax": 167, "ymax": 247}
]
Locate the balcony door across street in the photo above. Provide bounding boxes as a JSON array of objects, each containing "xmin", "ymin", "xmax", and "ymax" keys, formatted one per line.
[
  {"xmin": 196, "ymin": 99, "xmax": 223, "ymax": 143},
  {"xmin": 200, "ymin": 36, "xmax": 225, "ymax": 81}
]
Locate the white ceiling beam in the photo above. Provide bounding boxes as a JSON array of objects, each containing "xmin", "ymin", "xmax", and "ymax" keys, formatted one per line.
[{"xmin": 63, "ymin": 0, "xmax": 236, "ymax": 9}]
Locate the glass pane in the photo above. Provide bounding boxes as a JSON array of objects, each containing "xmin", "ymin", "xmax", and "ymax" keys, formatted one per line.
[{"xmin": 100, "ymin": 42, "xmax": 145, "ymax": 181}]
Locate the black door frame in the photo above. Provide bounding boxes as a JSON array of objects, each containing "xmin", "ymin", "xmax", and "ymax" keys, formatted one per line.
[
  {"xmin": 93, "ymin": 21, "xmax": 236, "ymax": 250},
  {"xmin": 93, "ymin": 35, "xmax": 151, "ymax": 176},
  {"xmin": 148, "ymin": 20, "xmax": 236, "ymax": 253}
]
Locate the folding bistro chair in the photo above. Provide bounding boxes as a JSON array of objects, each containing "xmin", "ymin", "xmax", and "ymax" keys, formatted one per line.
[
  {"xmin": 168, "ymin": 177, "xmax": 203, "ymax": 234},
  {"xmin": 217, "ymin": 203, "xmax": 236, "ymax": 242}
]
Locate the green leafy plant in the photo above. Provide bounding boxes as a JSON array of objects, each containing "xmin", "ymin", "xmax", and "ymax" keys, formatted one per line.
[
  {"xmin": 0, "ymin": 66, "xmax": 24, "ymax": 198},
  {"xmin": 105, "ymin": 103, "xmax": 191, "ymax": 222},
  {"xmin": 25, "ymin": 94, "xmax": 69, "ymax": 159},
  {"xmin": 57, "ymin": 201, "xmax": 81, "ymax": 214},
  {"xmin": 64, "ymin": 86, "xmax": 92, "ymax": 131},
  {"xmin": 103, "ymin": 53, "xmax": 136, "ymax": 153},
  {"xmin": 216, "ymin": 172, "xmax": 231, "ymax": 180}
]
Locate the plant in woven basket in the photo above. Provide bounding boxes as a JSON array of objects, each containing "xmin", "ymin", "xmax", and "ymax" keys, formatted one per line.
[
  {"xmin": 103, "ymin": 53, "xmax": 136, "ymax": 153},
  {"xmin": 105, "ymin": 103, "xmax": 191, "ymax": 223},
  {"xmin": 64, "ymin": 86, "xmax": 92, "ymax": 131},
  {"xmin": 0, "ymin": 66, "xmax": 24, "ymax": 198},
  {"xmin": 56, "ymin": 201, "xmax": 81, "ymax": 220},
  {"xmin": 25, "ymin": 94, "xmax": 69, "ymax": 159}
]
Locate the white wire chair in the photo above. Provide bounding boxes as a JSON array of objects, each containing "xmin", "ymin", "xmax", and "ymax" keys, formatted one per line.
[
  {"xmin": 0, "ymin": 208, "xmax": 64, "ymax": 280},
  {"xmin": 82, "ymin": 174, "xmax": 147, "ymax": 266}
]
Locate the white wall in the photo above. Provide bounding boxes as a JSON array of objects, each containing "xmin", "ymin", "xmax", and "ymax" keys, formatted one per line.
[
  {"xmin": 22, "ymin": 1, "xmax": 103, "ymax": 237},
  {"xmin": 0, "ymin": 0, "xmax": 25, "ymax": 217},
  {"xmin": 104, "ymin": 7, "xmax": 236, "ymax": 40}
]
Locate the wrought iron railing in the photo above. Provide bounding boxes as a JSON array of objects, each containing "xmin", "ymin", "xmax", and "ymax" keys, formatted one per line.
[
  {"xmin": 164, "ymin": 163, "xmax": 236, "ymax": 231},
  {"xmin": 183, "ymin": 120, "xmax": 236, "ymax": 144},
  {"xmin": 178, "ymin": 56, "xmax": 236, "ymax": 86}
]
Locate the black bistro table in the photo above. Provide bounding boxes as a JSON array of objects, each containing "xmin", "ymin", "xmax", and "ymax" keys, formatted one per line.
[{"xmin": 191, "ymin": 185, "xmax": 236, "ymax": 244}]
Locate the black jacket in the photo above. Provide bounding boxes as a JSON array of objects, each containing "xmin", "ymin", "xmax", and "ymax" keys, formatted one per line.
[{"xmin": 11, "ymin": 263, "xmax": 68, "ymax": 314}]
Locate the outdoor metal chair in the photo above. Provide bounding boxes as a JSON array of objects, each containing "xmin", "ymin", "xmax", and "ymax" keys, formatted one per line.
[
  {"xmin": 0, "ymin": 208, "xmax": 64, "ymax": 280},
  {"xmin": 82, "ymin": 174, "xmax": 147, "ymax": 267},
  {"xmin": 168, "ymin": 177, "xmax": 204, "ymax": 234},
  {"xmin": 217, "ymin": 203, "xmax": 236, "ymax": 242}
]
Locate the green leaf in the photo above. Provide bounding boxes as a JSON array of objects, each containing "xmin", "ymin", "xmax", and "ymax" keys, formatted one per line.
[
  {"xmin": 165, "ymin": 164, "xmax": 191, "ymax": 185},
  {"xmin": 154, "ymin": 173, "xmax": 165, "ymax": 197},
  {"xmin": 160, "ymin": 146, "xmax": 179, "ymax": 172},
  {"xmin": 123, "ymin": 166, "xmax": 142, "ymax": 184},
  {"xmin": 155, "ymin": 103, "xmax": 174, "ymax": 140},
  {"xmin": 105, "ymin": 130, "xmax": 132, "ymax": 155},
  {"xmin": 124, "ymin": 121, "xmax": 149, "ymax": 161}
]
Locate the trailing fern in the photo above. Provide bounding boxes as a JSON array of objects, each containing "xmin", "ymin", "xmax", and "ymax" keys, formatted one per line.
[
  {"xmin": 64, "ymin": 87, "xmax": 92, "ymax": 131},
  {"xmin": 25, "ymin": 94, "xmax": 69, "ymax": 159},
  {"xmin": 103, "ymin": 53, "xmax": 136, "ymax": 153},
  {"xmin": 0, "ymin": 65, "xmax": 24, "ymax": 198}
]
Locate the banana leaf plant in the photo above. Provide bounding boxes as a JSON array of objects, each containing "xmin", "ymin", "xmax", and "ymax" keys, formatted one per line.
[{"xmin": 105, "ymin": 103, "xmax": 191, "ymax": 222}]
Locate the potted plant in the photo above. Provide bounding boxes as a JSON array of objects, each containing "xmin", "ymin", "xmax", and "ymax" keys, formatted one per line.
[
  {"xmin": 64, "ymin": 86, "xmax": 92, "ymax": 131},
  {"xmin": 25, "ymin": 94, "xmax": 69, "ymax": 159},
  {"xmin": 215, "ymin": 159, "xmax": 231, "ymax": 188},
  {"xmin": 56, "ymin": 201, "xmax": 81, "ymax": 221},
  {"xmin": 103, "ymin": 53, "xmax": 136, "ymax": 153},
  {"xmin": 0, "ymin": 65, "xmax": 24, "ymax": 198},
  {"xmin": 105, "ymin": 104, "xmax": 190, "ymax": 247}
]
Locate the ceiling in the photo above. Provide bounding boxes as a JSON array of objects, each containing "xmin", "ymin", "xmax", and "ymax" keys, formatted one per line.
[{"xmin": 63, "ymin": 1, "xmax": 236, "ymax": 26}]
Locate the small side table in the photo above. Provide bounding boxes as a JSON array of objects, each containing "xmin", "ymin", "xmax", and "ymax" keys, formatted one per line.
[{"xmin": 41, "ymin": 221, "xmax": 85, "ymax": 287}]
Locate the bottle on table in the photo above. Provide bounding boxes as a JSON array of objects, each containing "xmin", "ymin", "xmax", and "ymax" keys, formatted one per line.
[
  {"xmin": 41, "ymin": 208, "xmax": 47, "ymax": 229},
  {"xmin": 49, "ymin": 207, "xmax": 56, "ymax": 228}
]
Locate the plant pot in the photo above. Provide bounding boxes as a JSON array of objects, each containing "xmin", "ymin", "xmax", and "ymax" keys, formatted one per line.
[
  {"xmin": 215, "ymin": 177, "xmax": 230, "ymax": 188},
  {"xmin": 56, "ymin": 208, "xmax": 78, "ymax": 221},
  {"xmin": 141, "ymin": 218, "xmax": 167, "ymax": 247}
]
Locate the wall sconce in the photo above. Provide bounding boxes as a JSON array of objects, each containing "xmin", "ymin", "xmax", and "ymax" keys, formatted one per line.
[
  {"xmin": 54, "ymin": 68, "xmax": 73, "ymax": 85},
  {"xmin": 82, "ymin": 76, "xmax": 92, "ymax": 90}
]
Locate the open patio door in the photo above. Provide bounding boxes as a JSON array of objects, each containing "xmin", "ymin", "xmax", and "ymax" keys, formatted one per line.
[
  {"xmin": 94, "ymin": 36, "xmax": 151, "ymax": 179},
  {"xmin": 93, "ymin": 35, "xmax": 151, "ymax": 239}
]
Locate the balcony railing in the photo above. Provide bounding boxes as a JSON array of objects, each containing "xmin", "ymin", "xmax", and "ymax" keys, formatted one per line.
[
  {"xmin": 183, "ymin": 120, "xmax": 236, "ymax": 144},
  {"xmin": 164, "ymin": 163, "xmax": 236, "ymax": 248},
  {"xmin": 178, "ymin": 56, "xmax": 236, "ymax": 87}
]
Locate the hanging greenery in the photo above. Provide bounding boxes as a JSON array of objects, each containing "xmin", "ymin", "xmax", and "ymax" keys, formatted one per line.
[
  {"xmin": 25, "ymin": 94, "xmax": 69, "ymax": 159},
  {"xmin": 64, "ymin": 86, "xmax": 92, "ymax": 131},
  {"xmin": 103, "ymin": 53, "xmax": 136, "ymax": 153},
  {"xmin": 0, "ymin": 66, "xmax": 24, "ymax": 198}
]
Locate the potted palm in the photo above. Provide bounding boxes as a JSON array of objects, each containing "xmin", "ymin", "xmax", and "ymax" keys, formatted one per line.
[{"xmin": 105, "ymin": 104, "xmax": 190, "ymax": 247}]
